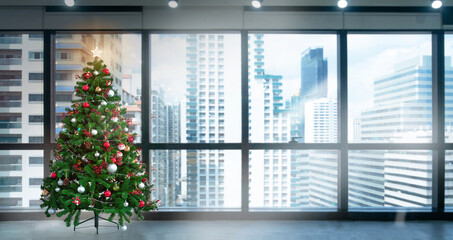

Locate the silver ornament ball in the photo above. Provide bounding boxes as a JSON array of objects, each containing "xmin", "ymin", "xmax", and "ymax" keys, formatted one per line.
[
  {"xmin": 91, "ymin": 129, "xmax": 98, "ymax": 135},
  {"xmin": 101, "ymin": 100, "xmax": 107, "ymax": 106},
  {"xmin": 107, "ymin": 90, "xmax": 115, "ymax": 97},
  {"xmin": 138, "ymin": 182, "xmax": 145, "ymax": 189},
  {"xmin": 95, "ymin": 152, "xmax": 100, "ymax": 157},
  {"xmin": 57, "ymin": 179, "xmax": 64, "ymax": 186},
  {"xmin": 124, "ymin": 127, "xmax": 129, "ymax": 132},
  {"xmin": 107, "ymin": 163, "xmax": 118, "ymax": 173},
  {"xmin": 123, "ymin": 201, "xmax": 129, "ymax": 207},
  {"xmin": 55, "ymin": 187, "xmax": 61, "ymax": 192},
  {"xmin": 48, "ymin": 208, "xmax": 56, "ymax": 215},
  {"xmin": 77, "ymin": 186, "xmax": 85, "ymax": 193},
  {"xmin": 121, "ymin": 225, "xmax": 127, "ymax": 231},
  {"xmin": 71, "ymin": 118, "xmax": 76, "ymax": 123},
  {"xmin": 93, "ymin": 70, "xmax": 99, "ymax": 76}
]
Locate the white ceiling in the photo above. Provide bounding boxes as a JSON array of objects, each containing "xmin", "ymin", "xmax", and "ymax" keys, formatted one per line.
[{"xmin": 0, "ymin": 0, "xmax": 451, "ymax": 7}]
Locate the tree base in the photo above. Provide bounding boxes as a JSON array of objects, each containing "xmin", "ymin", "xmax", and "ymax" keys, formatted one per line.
[{"xmin": 74, "ymin": 212, "xmax": 119, "ymax": 234}]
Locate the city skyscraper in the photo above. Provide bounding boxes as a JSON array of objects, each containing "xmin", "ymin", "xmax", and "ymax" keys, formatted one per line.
[
  {"xmin": 185, "ymin": 34, "xmax": 226, "ymax": 207},
  {"xmin": 350, "ymin": 56, "xmax": 435, "ymax": 207}
]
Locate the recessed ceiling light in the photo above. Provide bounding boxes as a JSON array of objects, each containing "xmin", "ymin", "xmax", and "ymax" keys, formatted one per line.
[
  {"xmin": 252, "ymin": 0, "xmax": 263, "ymax": 8},
  {"xmin": 338, "ymin": 0, "xmax": 348, "ymax": 9},
  {"xmin": 64, "ymin": 0, "xmax": 75, "ymax": 7},
  {"xmin": 431, "ymin": 0, "xmax": 442, "ymax": 9},
  {"xmin": 168, "ymin": 0, "xmax": 178, "ymax": 8}
]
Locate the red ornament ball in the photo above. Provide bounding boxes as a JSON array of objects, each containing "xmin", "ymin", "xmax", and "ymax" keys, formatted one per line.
[
  {"xmin": 128, "ymin": 136, "xmax": 134, "ymax": 143},
  {"xmin": 83, "ymin": 102, "xmax": 90, "ymax": 108},
  {"xmin": 51, "ymin": 172, "xmax": 57, "ymax": 178},
  {"xmin": 104, "ymin": 190, "xmax": 112, "ymax": 197},
  {"xmin": 83, "ymin": 85, "xmax": 89, "ymax": 91},
  {"xmin": 142, "ymin": 178, "xmax": 147, "ymax": 182},
  {"xmin": 138, "ymin": 200, "xmax": 145, "ymax": 207},
  {"xmin": 103, "ymin": 69, "xmax": 110, "ymax": 75},
  {"xmin": 111, "ymin": 157, "xmax": 117, "ymax": 164},
  {"xmin": 103, "ymin": 142, "xmax": 110, "ymax": 148}
]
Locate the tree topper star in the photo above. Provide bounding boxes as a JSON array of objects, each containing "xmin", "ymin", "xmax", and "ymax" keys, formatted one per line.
[{"xmin": 91, "ymin": 47, "xmax": 102, "ymax": 57}]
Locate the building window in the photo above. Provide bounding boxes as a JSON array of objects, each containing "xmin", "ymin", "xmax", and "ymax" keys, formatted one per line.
[{"xmin": 28, "ymin": 51, "xmax": 43, "ymax": 60}]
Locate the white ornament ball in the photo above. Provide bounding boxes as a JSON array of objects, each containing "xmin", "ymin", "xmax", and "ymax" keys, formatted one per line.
[
  {"xmin": 71, "ymin": 118, "xmax": 76, "ymax": 123},
  {"xmin": 101, "ymin": 100, "xmax": 107, "ymax": 106},
  {"xmin": 117, "ymin": 152, "xmax": 123, "ymax": 158},
  {"xmin": 118, "ymin": 143, "xmax": 126, "ymax": 151},
  {"xmin": 121, "ymin": 225, "xmax": 127, "ymax": 231},
  {"xmin": 107, "ymin": 90, "xmax": 115, "ymax": 97},
  {"xmin": 107, "ymin": 163, "xmax": 118, "ymax": 173},
  {"xmin": 91, "ymin": 129, "xmax": 98, "ymax": 135},
  {"xmin": 95, "ymin": 152, "xmax": 100, "ymax": 157},
  {"xmin": 48, "ymin": 208, "xmax": 56, "ymax": 215},
  {"xmin": 77, "ymin": 186, "xmax": 85, "ymax": 193},
  {"xmin": 93, "ymin": 70, "xmax": 99, "ymax": 76},
  {"xmin": 123, "ymin": 201, "xmax": 129, "ymax": 207},
  {"xmin": 55, "ymin": 187, "xmax": 61, "ymax": 192},
  {"xmin": 124, "ymin": 127, "xmax": 129, "ymax": 132},
  {"xmin": 58, "ymin": 179, "xmax": 64, "ymax": 186},
  {"xmin": 138, "ymin": 182, "xmax": 145, "ymax": 189},
  {"xmin": 101, "ymin": 115, "xmax": 105, "ymax": 120},
  {"xmin": 112, "ymin": 117, "xmax": 118, "ymax": 122}
]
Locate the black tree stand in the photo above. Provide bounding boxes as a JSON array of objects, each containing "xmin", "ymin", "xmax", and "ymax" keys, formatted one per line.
[{"xmin": 74, "ymin": 212, "xmax": 119, "ymax": 234}]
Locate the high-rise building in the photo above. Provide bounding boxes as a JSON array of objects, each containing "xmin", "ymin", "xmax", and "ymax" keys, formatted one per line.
[
  {"xmin": 350, "ymin": 56, "xmax": 435, "ymax": 207},
  {"xmin": 300, "ymin": 48, "xmax": 328, "ymax": 100},
  {"xmin": 304, "ymin": 98, "xmax": 337, "ymax": 143},
  {"xmin": 185, "ymin": 34, "xmax": 226, "ymax": 207},
  {"xmin": 353, "ymin": 117, "xmax": 361, "ymax": 143},
  {"xmin": 151, "ymin": 88, "xmax": 181, "ymax": 207},
  {"xmin": 0, "ymin": 33, "xmax": 44, "ymax": 208}
]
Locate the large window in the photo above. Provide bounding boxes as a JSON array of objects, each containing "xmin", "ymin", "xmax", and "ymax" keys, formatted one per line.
[
  {"xmin": 0, "ymin": 30, "xmax": 451, "ymax": 216},
  {"xmin": 54, "ymin": 33, "xmax": 142, "ymax": 142},
  {"xmin": 348, "ymin": 34, "xmax": 432, "ymax": 143},
  {"xmin": 150, "ymin": 150, "xmax": 241, "ymax": 209},
  {"xmin": 249, "ymin": 150, "xmax": 337, "ymax": 209},
  {"xmin": 0, "ymin": 150, "xmax": 43, "ymax": 208},
  {"xmin": 248, "ymin": 34, "xmax": 338, "ymax": 143},
  {"xmin": 150, "ymin": 34, "xmax": 241, "ymax": 143},
  {"xmin": 0, "ymin": 32, "xmax": 43, "ymax": 143},
  {"xmin": 445, "ymin": 35, "xmax": 453, "ymax": 142}
]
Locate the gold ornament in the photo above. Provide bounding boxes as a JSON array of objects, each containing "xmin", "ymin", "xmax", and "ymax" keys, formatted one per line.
[
  {"xmin": 113, "ymin": 184, "xmax": 120, "ymax": 191},
  {"xmin": 124, "ymin": 146, "xmax": 130, "ymax": 152},
  {"xmin": 42, "ymin": 189, "xmax": 49, "ymax": 196},
  {"xmin": 95, "ymin": 87, "xmax": 102, "ymax": 92}
]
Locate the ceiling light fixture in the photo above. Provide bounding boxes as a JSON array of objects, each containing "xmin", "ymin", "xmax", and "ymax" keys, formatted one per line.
[
  {"xmin": 252, "ymin": 0, "xmax": 263, "ymax": 8},
  {"xmin": 64, "ymin": 0, "xmax": 75, "ymax": 7},
  {"xmin": 168, "ymin": 0, "xmax": 179, "ymax": 8},
  {"xmin": 431, "ymin": 0, "xmax": 442, "ymax": 9},
  {"xmin": 338, "ymin": 0, "xmax": 348, "ymax": 8}
]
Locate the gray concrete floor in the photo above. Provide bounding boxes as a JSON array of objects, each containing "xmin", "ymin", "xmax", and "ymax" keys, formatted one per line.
[{"xmin": 0, "ymin": 220, "xmax": 453, "ymax": 240}]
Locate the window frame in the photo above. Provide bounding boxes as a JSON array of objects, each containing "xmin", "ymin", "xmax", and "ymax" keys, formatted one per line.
[{"xmin": 0, "ymin": 27, "xmax": 450, "ymax": 220}]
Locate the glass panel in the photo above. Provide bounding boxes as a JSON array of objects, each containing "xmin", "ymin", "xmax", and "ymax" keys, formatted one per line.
[
  {"xmin": 446, "ymin": 151, "xmax": 453, "ymax": 208},
  {"xmin": 248, "ymin": 34, "xmax": 338, "ymax": 143},
  {"xmin": 349, "ymin": 150, "xmax": 432, "ymax": 208},
  {"xmin": 0, "ymin": 32, "xmax": 43, "ymax": 143},
  {"xmin": 54, "ymin": 33, "xmax": 142, "ymax": 142},
  {"xmin": 0, "ymin": 150, "xmax": 43, "ymax": 208},
  {"xmin": 150, "ymin": 34, "xmax": 241, "ymax": 143},
  {"xmin": 348, "ymin": 34, "xmax": 432, "ymax": 143},
  {"xmin": 249, "ymin": 150, "xmax": 337, "ymax": 210},
  {"xmin": 150, "ymin": 150, "xmax": 241, "ymax": 209},
  {"xmin": 445, "ymin": 35, "xmax": 453, "ymax": 142}
]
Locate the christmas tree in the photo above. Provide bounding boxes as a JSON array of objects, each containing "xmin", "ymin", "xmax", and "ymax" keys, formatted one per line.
[{"xmin": 40, "ymin": 56, "xmax": 159, "ymax": 230}]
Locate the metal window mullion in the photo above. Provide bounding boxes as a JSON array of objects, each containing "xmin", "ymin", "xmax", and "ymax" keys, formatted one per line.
[
  {"xmin": 142, "ymin": 31, "xmax": 151, "ymax": 166},
  {"xmin": 43, "ymin": 30, "xmax": 53, "ymax": 176},
  {"xmin": 432, "ymin": 30, "xmax": 445, "ymax": 213},
  {"xmin": 338, "ymin": 30, "xmax": 348, "ymax": 214},
  {"xmin": 241, "ymin": 30, "xmax": 250, "ymax": 214}
]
